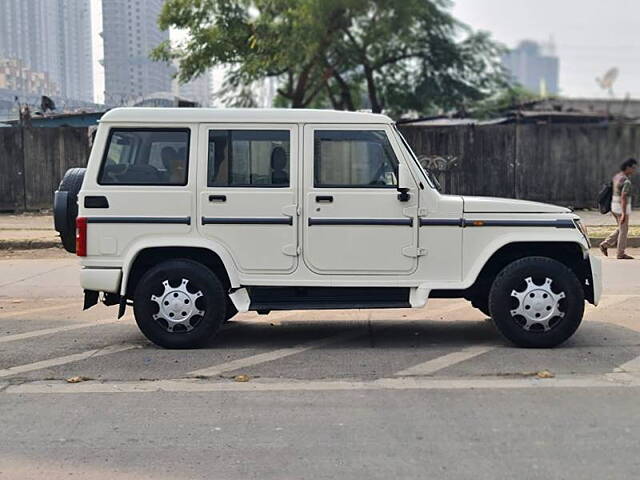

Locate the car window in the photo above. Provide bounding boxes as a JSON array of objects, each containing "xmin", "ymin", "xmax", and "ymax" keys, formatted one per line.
[
  {"xmin": 99, "ymin": 129, "xmax": 190, "ymax": 185},
  {"xmin": 314, "ymin": 130, "xmax": 398, "ymax": 188},
  {"xmin": 207, "ymin": 130, "xmax": 290, "ymax": 187}
]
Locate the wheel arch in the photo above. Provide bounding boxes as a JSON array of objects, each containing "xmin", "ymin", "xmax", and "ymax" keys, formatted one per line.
[
  {"xmin": 122, "ymin": 243, "xmax": 240, "ymax": 299},
  {"xmin": 467, "ymin": 241, "xmax": 595, "ymax": 304}
]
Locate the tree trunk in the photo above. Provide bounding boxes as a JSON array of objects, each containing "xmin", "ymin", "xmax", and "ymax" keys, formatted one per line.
[
  {"xmin": 363, "ymin": 64, "xmax": 382, "ymax": 113},
  {"xmin": 331, "ymin": 69, "xmax": 355, "ymax": 111}
]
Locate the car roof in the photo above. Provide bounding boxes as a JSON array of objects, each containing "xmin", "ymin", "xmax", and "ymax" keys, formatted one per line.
[{"xmin": 100, "ymin": 108, "xmax": 394, "ymax": 125}]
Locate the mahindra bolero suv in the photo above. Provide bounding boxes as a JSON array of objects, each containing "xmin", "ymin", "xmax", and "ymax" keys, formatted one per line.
[{"xmin": 53, "ymin": 108, "xmax": 602, "ymax": 349}]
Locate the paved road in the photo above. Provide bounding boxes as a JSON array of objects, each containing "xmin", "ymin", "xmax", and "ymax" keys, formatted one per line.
[{"xmin": 1, "ymin": 251, "xmax": 639, "ymax": 479}]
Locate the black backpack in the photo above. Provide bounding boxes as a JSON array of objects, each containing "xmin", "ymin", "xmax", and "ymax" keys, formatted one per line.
[{"xmin": 597, "ymin": 182, "xmax": 613, "ymax": 214}]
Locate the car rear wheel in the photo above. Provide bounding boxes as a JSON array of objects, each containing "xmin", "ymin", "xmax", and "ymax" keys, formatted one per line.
[
  {"xmin": 133, "ymin": 259, "xmax": 226, "ymax": 349},
  {"xmin": 489, "ymin": 256, "xmax": 584, "ymax": 348}
]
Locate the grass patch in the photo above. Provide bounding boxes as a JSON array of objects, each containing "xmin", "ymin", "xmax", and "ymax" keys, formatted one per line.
[{"xmin": 587, "ymin": 225, "xmax": 640, "ymax": 237}]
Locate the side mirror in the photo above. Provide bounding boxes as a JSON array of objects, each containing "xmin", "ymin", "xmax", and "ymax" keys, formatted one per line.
[{"xmin": 397, "ymin": 163, "xmax": 412, "ymax": 202}]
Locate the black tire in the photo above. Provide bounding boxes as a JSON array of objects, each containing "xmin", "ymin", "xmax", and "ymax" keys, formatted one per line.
[
  {"xmin": 133, "ymin": 259, "xmax": 226, "ymax": 349},
  {"xmin": 489, "ymin": 256, "xmax": 584, "ymax": 348},
  {"xmin": 225, "ymin": 296, "xmax": 238, "ymax": 322},
  {"xmin": 53, "ymin": 167, "xmax": 86, "ymax": 253}
]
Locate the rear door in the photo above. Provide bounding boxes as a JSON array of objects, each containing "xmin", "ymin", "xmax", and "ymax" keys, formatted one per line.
[
  {"xmin": 302, "ymin": 124, "xmax": 419, "ymax": 275},
  {"xmin": 197, "ymin": 124, "xmax": 299, "ymax": 274},
  {"xmin": 82, "ymin": 126, "xmax": 194, "ymax": 258}
]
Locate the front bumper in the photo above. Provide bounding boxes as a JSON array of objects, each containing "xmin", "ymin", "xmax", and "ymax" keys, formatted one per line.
[
  {"xmin": 588, "ymin": 253, "xmax": 603, "ymax": 306},
  {"xmin": 80, "ymin": 267, "xmax": 122, "ymax": 294}
]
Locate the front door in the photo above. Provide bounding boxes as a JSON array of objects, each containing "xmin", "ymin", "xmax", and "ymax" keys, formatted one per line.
[
  {"xmin": 198, "ymin": 124, "xmax": 299, "ymax": 274},
  {"xmin": 302, "ymin": 125, "xmax": 419, "ymax": 275}
]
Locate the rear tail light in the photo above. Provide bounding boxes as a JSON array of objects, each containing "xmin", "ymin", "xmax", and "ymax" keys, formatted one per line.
[{"xmin": 76, "ymin": 217, "xmax": 87, "ymax": 256}]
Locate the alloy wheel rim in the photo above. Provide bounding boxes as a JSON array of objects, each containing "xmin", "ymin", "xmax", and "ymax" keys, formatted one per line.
[
  {"xmin": 150, "ymin": 278, "xmax": 204, "ymax": 333},
  {"xmin": 510, "ymin": 277, "xmax": 566, "ymax": 332}
]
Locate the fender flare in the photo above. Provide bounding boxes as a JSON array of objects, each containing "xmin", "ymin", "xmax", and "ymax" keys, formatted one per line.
[
  {"xmin": 460, "ymin": 231, "xmax": 589, "ymax": 290},
  {"xmin": 119, "ymin": 237, "xmax": 241, "ymax": 297}
]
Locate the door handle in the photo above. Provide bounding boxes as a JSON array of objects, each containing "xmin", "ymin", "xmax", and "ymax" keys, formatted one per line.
[
  {"xmin": 316, "ymin": 195, "xmax": 333, "ymax": 203},
  {"xmin": 209, "ymin": 195, "xmax": 227, "ymax": 202}
]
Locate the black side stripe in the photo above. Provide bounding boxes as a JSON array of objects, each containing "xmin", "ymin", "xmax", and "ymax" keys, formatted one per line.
[
  {"xmin": 308, "ymin": 218, "xmax": 413, "ymax": 226},
  {"xmin": 202, "ymin": 217, "xmax": 293, "ymax": 225},
  {"xmin": 420, "ymin": 218, "xmax": 464, "ymax": 227},
  {"xmin": 462, "ymin": 219, "xmax": 575, "ymax": 229},
  {"xmin": 419, "ymin": 218, "xmax": 575, "ymax": 229},
  {"xmin": 86, "ymin": 217, "xmax": 191, "ymax": 225}
]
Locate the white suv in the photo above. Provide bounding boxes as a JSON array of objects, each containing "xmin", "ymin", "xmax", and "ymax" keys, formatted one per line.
[{"xmin": 54, "ymin": 108, "xmax": 601, "ymax": 349}]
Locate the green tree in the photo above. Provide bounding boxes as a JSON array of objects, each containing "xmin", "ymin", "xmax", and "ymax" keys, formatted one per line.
[{"xmin": 153, "ymin": 0, "xmax": 507, "ymax": 116}]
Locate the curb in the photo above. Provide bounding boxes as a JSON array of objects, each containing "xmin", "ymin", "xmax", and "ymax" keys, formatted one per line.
[{"xmin": 0, "ymin": 239, "xmax": 62, "ymax": 250}]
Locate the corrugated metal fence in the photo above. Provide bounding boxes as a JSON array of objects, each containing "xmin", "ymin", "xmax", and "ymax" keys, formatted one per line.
[
  {"xmin": 399, "ymin": 122, "xmax": 640, "ymax": 208},
  {"xmin": 0, "ymin": 127, "xmax": 90, "ymax": 211},
  {"xmin": 0, "ymin": 123, "xmax": 638, "ymax": 211}
]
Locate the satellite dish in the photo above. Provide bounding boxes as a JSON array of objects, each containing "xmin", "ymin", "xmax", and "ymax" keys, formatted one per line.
[{"xmin": 596, "ymin": 67, "xmax": 619, "ymax": 97}]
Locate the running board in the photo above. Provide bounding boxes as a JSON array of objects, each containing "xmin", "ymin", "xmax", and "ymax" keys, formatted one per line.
[{"xmin": 247, "ymin": 287, "xmax": 411, "ymax": 311}]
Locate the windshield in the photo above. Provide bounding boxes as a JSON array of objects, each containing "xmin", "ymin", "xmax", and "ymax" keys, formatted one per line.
[{"xmin": 393, "ymin": 125, "xmax": 439, "ymax": 190}]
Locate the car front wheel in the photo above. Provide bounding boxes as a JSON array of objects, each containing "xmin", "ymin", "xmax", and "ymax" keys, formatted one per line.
[
  {"xmin": 133, "ymin": 259, "xmax": 226, "ymax": 349},
  {"xmin": 489, "ymin": 256, "xmax": 584, "ymax": 348}
]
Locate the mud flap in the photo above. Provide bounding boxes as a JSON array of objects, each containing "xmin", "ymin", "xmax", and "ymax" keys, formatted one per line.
[
  {"xmin": 118, "ymin": 297, "xmax": 127, "ymax": 319},
  {"xmin": 83, "ymin": 290, "xmax": 99, "ymax": 310}
]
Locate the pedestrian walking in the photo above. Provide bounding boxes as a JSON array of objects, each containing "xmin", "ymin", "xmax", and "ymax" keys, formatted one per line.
[{"xmin": 600, "ymin": 158, "xmax": 638, "ymax": 259}]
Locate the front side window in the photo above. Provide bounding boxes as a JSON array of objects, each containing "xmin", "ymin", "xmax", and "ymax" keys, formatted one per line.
[
  {"xmin": 208, "ymin": 130, "xmax": 290, "ymax": 187},
  {"xmin": 99, "ymin": 129, "xmax": 190, "ymax": 185},
  {"xmin": 314, "ymin": 130, "xmax": 399, "ymax": 188}
]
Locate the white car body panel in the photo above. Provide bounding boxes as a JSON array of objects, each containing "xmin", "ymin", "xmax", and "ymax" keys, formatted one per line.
[
  {"xmin": 463, "ymin": 196, "xmax": 571, "ymax": 214},
  {"xmin": 589, "ymin": 254, "xmax": 603, "ymax": 306},
  {"xmin": 76, "ymin": 108, "xmax": 600, "ymax": 309}
]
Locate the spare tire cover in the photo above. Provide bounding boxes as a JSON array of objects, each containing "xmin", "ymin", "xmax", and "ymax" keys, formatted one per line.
[{"xmin": 53, "ymin": 168, "xmax": 86, "ymax": 253}]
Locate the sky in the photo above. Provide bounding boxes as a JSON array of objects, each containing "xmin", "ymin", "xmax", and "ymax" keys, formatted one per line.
[
  {"xmin": 91, "ymin": 0, "xmax": 640, "ymax": 104},
  {"xmin": 451, "ymin": 0, "xmax": 640, "ymax": 99}
]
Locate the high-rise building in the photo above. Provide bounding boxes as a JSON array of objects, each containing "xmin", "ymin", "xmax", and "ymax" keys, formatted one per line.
[
  {"xmin": 502, "ymin": 40, "xmax": 559, "ymax": 96},
  {"xmin": 0, "ymin": 58, "xmax": 60, "ymax": 97},
  {"xmin": 0, "ymin": 0, "xmax": 60, "ymax": 90},
  {"xmin": 101, "ymin": 0, "xmax": 173, "ymax": 106},
  {"xmin": 56, "ymin": 0, "xmax": 94, "ymax": 102},
  {"xmin": 0, "ymin": 0, "xmax": 94, "ymax": 103}
]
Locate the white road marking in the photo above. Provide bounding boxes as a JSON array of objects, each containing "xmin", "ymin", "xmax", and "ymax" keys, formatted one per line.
[
  {"xmin": 618, "ymin": 354, "xmax": 640, "ymax": 373},
  {"xmin": 189, "ymin": 329, "xmax": 366, "ymax": 378},
  {"xmin": 0, "ymin": 319, "xmax": 125, "ymax": 344},
  {"xmin": 5, "ymin": 372, "xmax": 640, "ymax": 394},
  {"xmin": 0, "ymin": 303, "xmax": 81, "ymax": 319},
  {"xmin": 394, "ymin": 345, "xmax": 496, "ymax": 376},
  {"xmin": 0, "ymin": 343, "xmax": 140, "ymax": 379}
]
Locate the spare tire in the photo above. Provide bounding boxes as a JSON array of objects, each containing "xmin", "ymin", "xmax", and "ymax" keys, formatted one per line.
[{"xmin": 53, "ymin": 168, "xmax": 86, "ymax": 253}]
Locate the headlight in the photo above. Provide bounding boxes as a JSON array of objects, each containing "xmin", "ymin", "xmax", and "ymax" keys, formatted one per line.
[{"xmin": 574, "ymin": 219, "xmax": 591, "ymax": 247}]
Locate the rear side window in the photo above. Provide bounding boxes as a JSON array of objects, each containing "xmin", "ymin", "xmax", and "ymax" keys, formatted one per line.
[
  {"xmin": 207, "ymin": 130, "xmax": 290, "ymax": 187},
  {"xmin": 314, "ymin": 130, "xmax": 398, "ymax": 188},
  {"xmin": 99, "ymin": 129, "xmax": 190, "ymax": 185}
]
